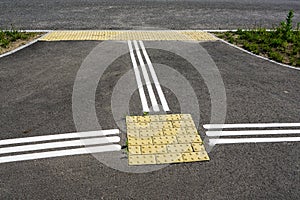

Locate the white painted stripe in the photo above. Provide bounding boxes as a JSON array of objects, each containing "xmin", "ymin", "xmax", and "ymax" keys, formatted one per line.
[
  {"xmin": 139, "ymin": 41, "xmax": 170, "ymax": 112},
  {"xmin": 0, "ymin": 145, "xmax": 121, "ymax": 164},
  {"xmin": 206, "ymin": 129, "xmax": 300, "ymax": 137},
  {"xmin": 133, "ymin": 41, "xmax": 159, "ymax": 112},
  {"xmin": 128, "ymin": 41, "xmax": 150, "ymax": 112},
  {"xmin": 0, "ymin": 136, "xmax": 120, "ymax": 155},
  {"xmin": 0, "ymin": 129, "xmax": 120, "ymax": 146},
  {"xmin": 209, "ymin": 137, "xmax": 300, "ymax": 145},
  {"xmin": 204, "ymin": 123, "xmax": 300, "ymax": 130}
]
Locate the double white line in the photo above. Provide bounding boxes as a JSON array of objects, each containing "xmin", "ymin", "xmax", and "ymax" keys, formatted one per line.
[
  {"xmin": 0, "ymin": 129, "xmax": 121, "ymax": 164},
  {"xmin": 204, "ymin": 123, "xmax": 300, "ymax": 145},
  {"xmin": 128, "ymin": 40, "xmax": 170, "ymax": 112}
]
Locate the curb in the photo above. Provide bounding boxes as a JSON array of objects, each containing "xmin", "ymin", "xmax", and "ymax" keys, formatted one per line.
[
  {"xmin": 217, "ymin": 38, "xmax": 300, "ymax": 71},
  {"xmin": 0, "ymin": 33, "xmax": 48, "ymax": 58}
]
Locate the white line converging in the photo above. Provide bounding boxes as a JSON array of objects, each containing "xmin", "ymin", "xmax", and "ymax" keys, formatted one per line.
[
  {"xmin": 0, "ymin": 129, "xmax": 121, "ymax": 164},
  {"xmin": 127, "ymin": 40, "xmax": 170, "ymax": 113},
  {"xmin": 204, "ymin": 123, "xmax": 300, "ymax": 145}
]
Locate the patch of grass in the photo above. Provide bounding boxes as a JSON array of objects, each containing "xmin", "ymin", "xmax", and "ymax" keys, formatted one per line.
[
  {"xmin": 0, "ymin": 27, "xmax": 40, "ymax": 54},
  {"xmin": 215, "ymin": 10, "xmax": 300, "ymax": 67}
]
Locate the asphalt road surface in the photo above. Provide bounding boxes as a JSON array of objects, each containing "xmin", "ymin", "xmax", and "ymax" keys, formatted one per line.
[
  {"xmin": 1, "ymin": 0, "xmax": 300, "ymax": 30},
  {"xmin": 0, "ymin": 40, "xmax": 299, "ymax": 199}
]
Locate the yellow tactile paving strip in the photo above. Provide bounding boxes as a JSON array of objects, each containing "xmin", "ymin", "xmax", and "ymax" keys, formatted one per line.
[
  {"xmin": 126, "ymin": 114, "xmax": 210, "ymax": 165},
  {"xmin": 39, "ymin": 31, "xmax": 217, "ymax": 41}
]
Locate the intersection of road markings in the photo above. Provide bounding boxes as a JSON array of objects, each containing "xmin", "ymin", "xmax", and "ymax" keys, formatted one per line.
[
  {"xmin": 127, "ymin": 40, "xmax": 170, "ymax": 113},
  {"xmin": 204, "ymin": 123, "xmax": 300, "ymax": 145},
  {"xmin": 126, "ymin": 114, "xmax": 209, "ymax": 166},
  {"xmin": 0, "ymin": 129, "xmax": 121, "ymax": 164}
]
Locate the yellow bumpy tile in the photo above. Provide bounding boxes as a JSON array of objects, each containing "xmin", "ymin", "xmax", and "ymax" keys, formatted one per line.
[
  {"xmin": 152, "ymin": 136, "xmax": 178, "ymax": 145},
  {"xmin": 128, "ymin": 146, "xmax": 142, "ymax": 155},
  {"xmin": 141, "ymin": 145, "xmax": 168, "ymax": 154},
  {"xmin": 167, "ymin": 144, "xmax": 193, "ymax": 153},
  {"xmin": 156, "ymin": 153, "xmax": 184, "ymax": 164},
  {"xmin": 40, "ymin": 31, "xmax": 217, "ymax": 41},
  {"xmin": 129, "ymin": 155, "xmax": 156, "ymax": 165},
  {"xmin": 128, "ymin": 137, "xmax": 152, "ymax": 145},
  {"xmin": 126, "ymin": 114, "xmax": 209, "ymax": 165}
]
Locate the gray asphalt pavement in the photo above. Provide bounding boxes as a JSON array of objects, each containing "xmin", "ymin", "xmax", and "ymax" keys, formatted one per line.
[
  {"xmin": 0, "ymin": 40, "xmax": 299, "ymax": 199},
  {"xmin": 0, "ymin": 0, "xmax": 300, "ymax": 30}
]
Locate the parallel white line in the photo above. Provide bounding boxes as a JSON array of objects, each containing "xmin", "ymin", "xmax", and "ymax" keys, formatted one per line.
[
  {"xmin": 139, "ymin": 41, "xmax": 170, "ymax": 112},
  {"xmin": 128, "ymin": 40, "xmax": 150, "ymax": 112},
  {"xmin": 0, "ymin": 129, "xmax": 120, "ymax": 146},
  {"xmin": 209, "ymin": 137, "xmax": 300, "ymax": 145},
  {"xmin": 133, "ymin": 40, "xmax": 159, "ymax": 112},
  {"xmin": 206, "ymin": 129, "xmax": 300, "ymax": 137},
  {"xmin": 0, "ymin": 145, "xmax": 121, "ymax": 164},
  {"xmin": 204, "ymin": 123, "xmax": 300, "ymax": 130},
  {"xmin": 0, "ymin": 136, "xmax": 120, "ymax": 155}
]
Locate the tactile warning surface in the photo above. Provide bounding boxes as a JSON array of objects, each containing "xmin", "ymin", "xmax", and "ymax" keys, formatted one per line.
[
  {"xmin": 126, "ymin": 114, "xmax": 209, "ymax": 165},
  {"xmin": 39, "ymin": 31, "xmax": 217, "ymax": 41}
]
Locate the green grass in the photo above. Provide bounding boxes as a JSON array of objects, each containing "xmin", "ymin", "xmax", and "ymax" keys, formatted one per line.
[
  {"xmin": 0, "ymin": 29, "xmax": 39, "ymax": 50},
  {"xmin": 215, "ymin": 10, "xmax": 300, "ymax": 67}
]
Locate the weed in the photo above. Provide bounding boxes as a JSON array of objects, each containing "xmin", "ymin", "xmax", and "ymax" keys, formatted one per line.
[
  {"xmin": 0, "ymin": 28, "xmax": 38, "ymax": 50},
  {"xmin": 215, "ymin": 10, "xmax": 300, "ymax": 67},
  {"xmin": 296, "ymin": 59, "xmax": 300, "ymax": 67},
  {"xmin": 269, "ymin": 51, "xmax": 284, "ymax": 62},
  {"xmin": 143, "ymin": 111, "xmax": 149, "ymax": 116},
  {"xmin": 125, "ymin": 139, "xmax": 129, "ymax": 152},
  {"xmin": 243, "ymin": 42, "xmax": 259, "ymax": 54}
]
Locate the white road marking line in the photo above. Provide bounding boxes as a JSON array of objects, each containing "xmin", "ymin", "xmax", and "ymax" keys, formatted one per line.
[
  {"xmin": 0, "ymin": 129, "xmax": 120, "ymax": 146},
  {"xmin": 204, "ymin": 123, "xmax": 300, "ymax": 130},
  {"xmin": 209, "ymin": 137, "xmax": 300, "ymax": 145},
  {"xmin": 206, "ymin": 129, "xmax": 300, "ymax": 137},
  {"xmin": 0, "ymin": 145, "xmax": 121, "ymax": 164},
  {"xmin": 128, "ymin": 40, "xmax": 150, "ymax": 112},
  {"xmin": 133, "ymin": 40, "xmax": 159, "ymax": 112},
  {"xmin": 139, "ymin": 41, "xmax": 170, "ymax": 112},
  {"xmin": 0, "ymin": 136, "xmax": 120, "ymax": 155}
]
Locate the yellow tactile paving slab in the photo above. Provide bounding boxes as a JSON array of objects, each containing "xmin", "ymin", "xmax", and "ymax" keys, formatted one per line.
[
  {"xmin": 126, "ymin": 114, "xmax": 210, "ymax": 165},
  {"xmin": 128, "ymin": 155, "xmax": 156, "ymax": 165},
  {"xmin": 177, "ymin": 135, "xmax": 202, "ymax": 144},
  {"xmin": 128, "ymin": 146, "xmax": 142, "ymax": 155},
  {"xmin": 156, "ymin": 153, "xmax": 184, "ymax": 164},
  {"xmin": 192, "ymin": 143, "xmax": 206, "ymax": 152},
  {"xmin": 39, "ymin": 30, "xmax": 217, "ymax": 41},
  {"xmin": 182, "ymin": 152, "xmax": 210, "ymax": 162},
  {"xmin": 141, "ymin": 145, "xmax": 168, "ymax": 154},
  {"xmin": 167, "ymin": 144, "xmax": 193, "ymax": 153}
]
